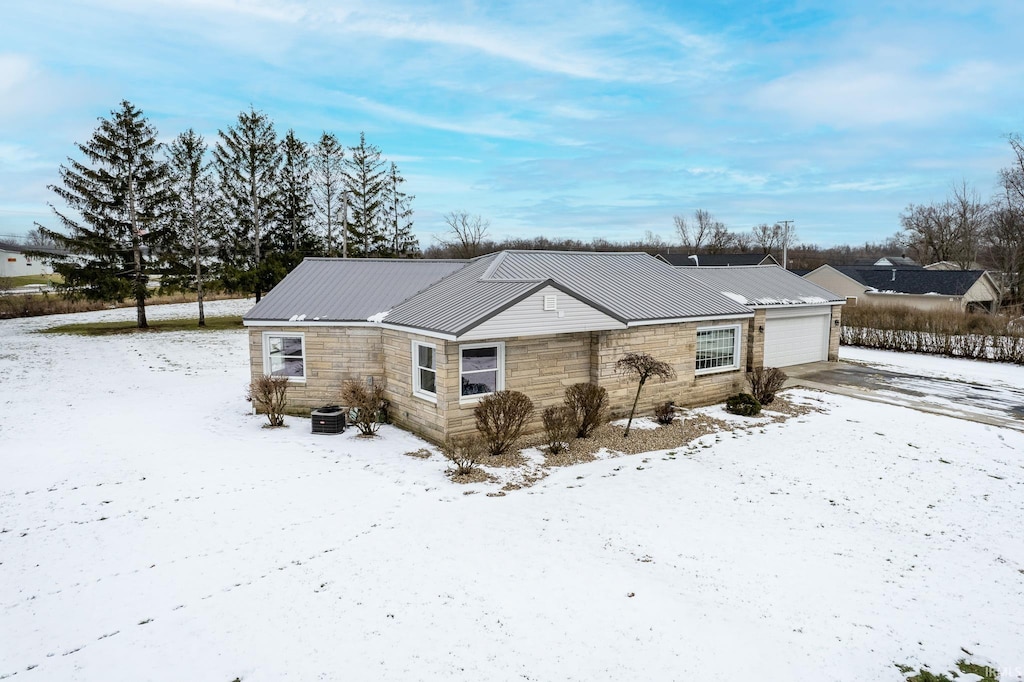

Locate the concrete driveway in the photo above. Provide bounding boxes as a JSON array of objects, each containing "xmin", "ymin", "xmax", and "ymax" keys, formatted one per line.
[{"xmin": 784, "ymin": 360, "xmax": 1024, "ymax": 431}]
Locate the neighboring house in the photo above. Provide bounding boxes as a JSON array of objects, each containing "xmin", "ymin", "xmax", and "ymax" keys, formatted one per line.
[
  {"xmin": 680, "ymin": 266, "xmax": 844, "ymax": 369},
  {"xmin": 924, "ymin": 260, "xmax": 986, "ymax": 271},
  {"xmin": 244, "ymin": 251, "xmax": 841, "ymax": 443},
  {"xmin": 656, "ymin": 252, "xmax": 780, "ymax": 267},
  {"xmin": 0, "ymin": 240, "xmax": 58, "ymax": 278},
  {"xmin": 804, "ymin": 265, "xmax": 1000, "ymax": 312},
  {"xmin": 854, "ymin": 256, "xmax": 920, "ymax": 268}
]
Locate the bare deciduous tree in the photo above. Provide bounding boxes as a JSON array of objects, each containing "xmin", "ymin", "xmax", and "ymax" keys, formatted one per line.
[
  {"xmin": 751, "ymin": 223, "xmax": 781, "ymax": 254},
  {"xmin": 615, "ymin": 352, "xmax": 675, "ymax": 438},
  {"xmin": 437, "ymin": 210, "xmax": 490, "ymax": 258}
]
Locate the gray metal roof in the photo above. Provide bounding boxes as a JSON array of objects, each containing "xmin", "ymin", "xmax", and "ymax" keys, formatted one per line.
[
  {"xmin": 243, "ymin": 258, "xmax": 468, "ymax": 322},
  {"xmin": 682, "ymin": 265, "xmax": 844, "ymax": 307},
  {"xmin": 384, "ymin": 251, "xmax": 753, "ymax": 335}
]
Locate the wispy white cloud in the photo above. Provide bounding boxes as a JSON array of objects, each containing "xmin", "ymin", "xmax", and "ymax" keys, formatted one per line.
[{"xmin": 750, "ymin": 48, "xmax": 1008, "ymax": 129}]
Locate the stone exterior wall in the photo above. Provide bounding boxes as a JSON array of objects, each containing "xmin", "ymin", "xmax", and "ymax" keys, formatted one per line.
[
  {"xmin": 443, "ymin": 332, "xmax": 595, "ymax": 438},
  {"xmin": 250, "ymin": 318, "xmax": 752, "ymax": 440},
  {"xmin": 746, "ymin": 309, "xmax": 766, "ymax": 371},
  {"xmin": 828, "ymin": 304, "xmax": 842, "ymax": 361},
  {"xmin": 382, "ymin": 329, "xmax": 449, "ymax": 444},
  {"xmin": 247, "ymin": 326, "xmax": 384, "ymax": 413}
]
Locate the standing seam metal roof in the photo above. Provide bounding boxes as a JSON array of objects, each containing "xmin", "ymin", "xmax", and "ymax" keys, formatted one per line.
[
  {"xmin": 384, "ymin": 251, "xmax": 752, "ymax": 335},
  {"xmin": 243, "ymin": 258, "xmax": 468, "ymax": 321},
  {"xmin": 680, "ymin": 266, "xmax": 844, "ymax": 306}
]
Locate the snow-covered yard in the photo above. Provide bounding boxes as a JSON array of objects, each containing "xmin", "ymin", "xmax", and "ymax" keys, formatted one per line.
[{"xmin": 2, "ymin": 300, "xmax": 1023, "ymax": 681}]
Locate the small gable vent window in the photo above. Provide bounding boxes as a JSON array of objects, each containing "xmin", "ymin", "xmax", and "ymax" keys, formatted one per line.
[{"xmin": 543, "ymin": 294, "xmax": 557, "ymax": 311}]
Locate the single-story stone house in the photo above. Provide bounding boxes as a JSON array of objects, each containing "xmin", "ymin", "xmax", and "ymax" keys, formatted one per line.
[{"xmin": 244, "ymin": 251, "xmax": 843, "ymax": 442}]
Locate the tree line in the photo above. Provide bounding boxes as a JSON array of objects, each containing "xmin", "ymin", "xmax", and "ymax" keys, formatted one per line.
[{"xmin": 38, "ymin": 100, "xmax": 418, "ymax": 327}]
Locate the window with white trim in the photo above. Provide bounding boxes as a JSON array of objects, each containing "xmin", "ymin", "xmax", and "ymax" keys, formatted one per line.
[
  {"xmin": 262, "ymin": 332, "xmax": 306, "ymax": 380},
  {"xmin": 695, "ymin": 325, "xmax": 740, "ymax": 373},
  {"xmin": 459, "ymin": 342, "xmax": 504, "ymax": 400},
  {"xmin": 412, "ymin": 341, "xmax": 437, "ymax": 401}
]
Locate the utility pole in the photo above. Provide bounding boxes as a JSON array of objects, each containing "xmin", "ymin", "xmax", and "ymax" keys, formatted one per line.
[
  {"xmin": 777, "ymin": 220, "xmax": 793, "ymax": 269},
  {"xmin": 341, "ymin": 190, "xmax": 349, "ymax": 259}
]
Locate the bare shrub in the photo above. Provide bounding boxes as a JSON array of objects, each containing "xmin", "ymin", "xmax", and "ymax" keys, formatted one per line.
[
  {"xmin": 564, "ymin": 383, "xmax": 607, "ymax": 438},
  {"xmin": 654, "ymin": 400, "xmax": 676, "ymax": 425},
  {"xmin": 474, "ymin": 390, "xmax": 534, "ymax": 457},
  {"xmin": 441, "ymin": 434, "xmax": 486, "ymax": 476},
  {"xmin": 247, "ymin": 374, "xmax": 289, "ymax": 427},
  {"xmin": 615, "ymin": 352, "xmax": 676, "ymax": 438},
  {"xmin": 542, "ymin": 406, "xmax": 576, "ymax": 454},
  {"xmin": 748, "ymin": 367, "xmax": 788, "ymax": 405},
  {"xmin": 340, "ymin": 379, "xmax": 387, "ymax": 436}
]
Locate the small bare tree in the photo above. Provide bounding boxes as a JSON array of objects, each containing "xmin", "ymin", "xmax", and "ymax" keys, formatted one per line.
[
  {"xmin": 340, "ymin": 379, "xmax": 387, "ymax": 436},
  {"xmin": 436, "ymin": 210, "xmax": 490, "ymax": 258},
  {"xmin": 615, "ymin": 352, "xmax": 675, "ymax": 438},
  {"xmin": 247, "ymin": 374, "xmax": 290, "ymax": 427},
  {"xmin": 674, "ymin": 209, "xmax": 718, "ymax": 250},
  {"xmin": 751, "ymin": 223, "xmax": 781, "ymax": 254}
]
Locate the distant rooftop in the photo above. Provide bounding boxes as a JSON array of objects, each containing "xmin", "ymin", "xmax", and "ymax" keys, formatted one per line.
[{"xmin": 657, "ymin": 252, "xmax": 779, "ymax": 267}]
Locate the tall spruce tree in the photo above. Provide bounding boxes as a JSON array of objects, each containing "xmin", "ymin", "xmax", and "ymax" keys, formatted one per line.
[
  {"xmin": 311, "ymin": 132, "xmax": 346, "ymax": 257},
  {"xmin": 343, "ymin": 132, "xmax": 387, "ymax": 257},
  {"xmin": 39, "ymin": 100, "xmax": 173, "ymax": 328},
  {"xmin": 272, "ymin": 129, "xmax": 319, "ymax": 268},
  {"xmin": 213, "ymin": 106, "xmax": 280, "ymax": 301},
  {"xmin": 166, "ymin": 129, "xmax": 223, "ymax": 326},
  {"xmin": 383, "ymin": 162, "xmax": 418, "ymax": 257}
]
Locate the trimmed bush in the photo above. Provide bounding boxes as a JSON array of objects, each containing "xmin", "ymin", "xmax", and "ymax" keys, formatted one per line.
[
  {"xmin": 542, "ymin": 405, "xmax": 577, "ymax": 454},
  {"xmin": 748, "ymin": 367, "xmax": 787, "ymax": 405},
  {"xmin": 564, "ymin": 383, "xmax": 607, "ymax": 438},
  {"xmin": 441, "ymin": 434, "xmax": 486, "ymax": 476},
  {"xmin": 474, "ymin": 390, "xmax": 534, "ymax": 457},
  {"xmin": 654, "ymin": 400, "xmax": 676, "ymax": 425},
  {"xmin": 248, "ymin": 374, "xmax": 289, "ymax": 427},
  {"xmin": 725, "ymin": 393, "xmax": 762, "ymax": 417},
  {"xmin": 340, "ymin": 379, "xmax": 388, "ymax": 436}
]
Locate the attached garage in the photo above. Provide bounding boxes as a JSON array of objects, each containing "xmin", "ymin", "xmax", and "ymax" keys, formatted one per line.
[{"xmin": 763, "ymin": 306, "xmax": 831, "ymax": 367}]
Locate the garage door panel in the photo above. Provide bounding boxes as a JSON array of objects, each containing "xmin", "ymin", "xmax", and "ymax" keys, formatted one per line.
[{"xmin": 763, "ymin": 312, "xmax": 829, "ymax": 367}]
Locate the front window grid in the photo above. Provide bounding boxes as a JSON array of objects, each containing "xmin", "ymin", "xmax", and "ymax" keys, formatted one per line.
[{"xmin": 695, "ymin": 327, "xmax": 737, "ymax": 372}]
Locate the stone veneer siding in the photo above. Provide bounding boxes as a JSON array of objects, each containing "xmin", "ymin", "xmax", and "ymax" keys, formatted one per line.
[
  {"xmin": 251, "ymin": 317, "xmax": 754, "ymax": 441},
  {"xmin": 247, "ymin": 326, "xmax": 384, "ymax": 412},
  {"xmin": 828, "ymin": 304, "xmax": 842, "ymax": 361}
]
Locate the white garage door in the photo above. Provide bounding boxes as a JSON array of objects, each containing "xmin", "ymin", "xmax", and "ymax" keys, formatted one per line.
[{"xmin": 763, "ymin": 307, "xmax": 830, "ymax": 367}]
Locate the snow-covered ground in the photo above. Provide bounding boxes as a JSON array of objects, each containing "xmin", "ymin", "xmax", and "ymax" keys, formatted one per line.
[{"xmin": 2, "ymin": 302, "xmax": 1023, "ymax": 681}]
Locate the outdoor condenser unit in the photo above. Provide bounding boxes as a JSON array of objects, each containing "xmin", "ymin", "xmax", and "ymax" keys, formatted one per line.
[{"xmin": 311, "ymin": 405, "xmax": 346, "ymax": 435}]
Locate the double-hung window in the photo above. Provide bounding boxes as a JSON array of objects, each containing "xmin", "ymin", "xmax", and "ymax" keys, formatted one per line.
[
  {"xmin": 263, "ymin": 332, "xmax": 305, "ymax": 380},
  {"xmin": 459, "ymin": 342, "xmax": 504, "ymax": 400},
  {"xmin": 695, "ymin": 325, "xmax": 740, "ymax": 374},
  {"xmin": 412, "ymin": 341, "xmax": 437, "ymax": 401}
]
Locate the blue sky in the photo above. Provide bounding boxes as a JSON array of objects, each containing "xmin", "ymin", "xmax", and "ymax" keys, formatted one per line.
[{"xmin": 1, "ymin": 0, "xmax": 1022, "ymax": 248}]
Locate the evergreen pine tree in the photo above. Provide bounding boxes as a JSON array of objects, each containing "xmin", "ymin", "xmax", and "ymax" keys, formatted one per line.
[
  {"xmin": 383, "ymin": 162, "xmax": 418, "ymax": 257},
  {"xmin": 165, "ymin": 129, "xmax": 223, "ymax": 326},
  {"xmin": 213, "ymin": 106, "xmax": 280, "ymax": 301},
  {"xmin": 38, "ymin": 100, "xmax": 174, "ymax": 328},
  {"xmin": 311, "ymin": 132, "xmax": 346, "ymax": 257},
  {"xmin": 271, "ymin": 129, "xmax": 319, "ymax": 269},
  {"xmin": 343, "ymin": 132, "xmax": 387, "ymax": 257}
]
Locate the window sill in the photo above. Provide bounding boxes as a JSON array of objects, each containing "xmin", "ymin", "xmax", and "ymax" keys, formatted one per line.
[
  {"xmin": 459, "ymin": 393, "xmax": 493, "ymax": 406},
  {"xmin": 694, "ymin": 365, "xmax": 739, "ymax": 377},
  {"xmin": 413, "ymin": 390, "xmax": 437, "ymax": 404}
]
